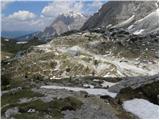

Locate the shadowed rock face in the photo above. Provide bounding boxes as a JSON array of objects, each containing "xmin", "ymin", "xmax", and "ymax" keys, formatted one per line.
[
  {"xmin": 44, "ymin": 27, "xmax": 56, "ymax": 35},
  {"xmin": 108, "ymin": 74, "xmax": 159, "ymax": 104},
  {"xmin": 81, "ymin": 1, "xmax": 158, "ymax": 30},
  {"xmin": 108, "ymin": 74, "xmax": 159, "ymax": 93}
]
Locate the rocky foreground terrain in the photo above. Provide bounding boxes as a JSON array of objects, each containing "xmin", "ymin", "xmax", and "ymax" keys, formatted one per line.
[{"xmin": 1, "ymin": 1, "xmax": 159, "ymax": 119}]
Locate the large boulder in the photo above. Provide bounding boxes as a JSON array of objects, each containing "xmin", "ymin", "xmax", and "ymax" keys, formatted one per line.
[{"xmin": 108, "ymin": 75, "xmax": 159, "ymax": 104}]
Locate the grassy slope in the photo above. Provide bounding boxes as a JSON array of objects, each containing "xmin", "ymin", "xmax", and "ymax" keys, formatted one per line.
[{"xmin": 1, "ymin": 37, "xmax": 45, "ymax": 60}]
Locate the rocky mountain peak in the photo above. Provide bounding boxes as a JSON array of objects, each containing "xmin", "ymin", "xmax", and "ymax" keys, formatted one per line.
[
  {"xmin": 60, "ymin": 11, "xmax": 85, "ymax": 18},
  {"xmin": 43, "ymin": 11, "xmax": 89, "ymax": 36},
  {"xmin": 81, "ymin": 1, "xmax": 158, "ymax": 30}
]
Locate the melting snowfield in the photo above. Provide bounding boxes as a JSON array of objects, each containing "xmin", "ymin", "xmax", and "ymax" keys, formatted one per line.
[
  {"xmin": 123, "ymin": 98, "xmax": 159, "ymax": 119},
  {"xmin": 40, "ymin": 85, "xmax": 117, "ymax": 98}
]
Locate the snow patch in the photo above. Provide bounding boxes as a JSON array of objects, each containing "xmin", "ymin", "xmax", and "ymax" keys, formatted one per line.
[
  {"xmin": 16, "ymin": 41, "xmax": 28, "ymax": 44},
  {"xmin": 101, "ymin": 81, "xmax": 117, "ymax": 88},
  {"xmin": 127, "ymin": 25, "xmax": 133, "ymax": 30},
  {"xmin": 83, "ymin": 84, "xmax": 94, "ymax": 88},
  {"xmin": 123, "ymin": 98, "xmax": 159, "ymax": 119},
  {"xmin": 130, "ymin": 9, "xmax": 159, "ymax": 34},
  {"xmin": 133, "ymin": 29, "xmax": 144, "ymax": 35},
  {"xmin": 112, "ymin": 15, "xmax": 135, "ymax": 28},
  {"xmin": 5, "ymin": 56, "xmax": 10, "ymax": 59},
  {"xmin": 155, "ymin": 2, "xmax": 159, "ymax": 8},
  {"xmin": 61, "ymin": 11, "xmax": 84, "ymax": 18},
  {"xmin": 40, "ymin": 85, "xmax": 117, "ymax": 98},
  {"xmin": 4, "ymin": 39, "xmax": 9, "ymax": 41},
  {"xmin": 36, "ymin": 44, "xmax": 52, "ymax": 52},
  {"xmin": 28, "ymin": 109, "xmax": 35, "ymax": 113},
  {"xmin": 50, "ymin": 76, "xmax": 61, "ymax": 80}
]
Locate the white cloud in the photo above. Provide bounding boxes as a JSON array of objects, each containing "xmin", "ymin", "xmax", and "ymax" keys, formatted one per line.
[
  {"xmin": 2, "ymin": 0, "xmax": 105, "ymax": 32},
  {"xmin": 41, "ymin": 1, "xmax": 84, "ymax": 17},
  {"xmin": 8, "ymin": 10, "xmax": 36, "ymax": 21},
  {"xmin": 2, "ymin": 10, "xmax": 52, "ymax": 31}
]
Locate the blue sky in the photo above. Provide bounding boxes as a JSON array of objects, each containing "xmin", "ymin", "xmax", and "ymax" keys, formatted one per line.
[
  {"xmin": 3, "ymin": 1, "xmax": 50, "ymax": 16},
  {"xmin": 2, "ymin": 0, "xmax": 107, "ymax": 32}
]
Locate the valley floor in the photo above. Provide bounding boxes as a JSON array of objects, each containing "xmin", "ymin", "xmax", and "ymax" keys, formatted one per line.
[{"xmin": 1, "ymin": 30, "xmax": 159, "ymax": 119}]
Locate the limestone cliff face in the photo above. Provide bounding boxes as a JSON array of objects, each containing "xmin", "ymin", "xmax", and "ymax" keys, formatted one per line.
[
  {"xmin": 44, "ymin": 12, "xmax": 89, "ymax": 36},
  {"xmin": 81, "ymin": 1, "xmax": 158, "ymax": 30}
]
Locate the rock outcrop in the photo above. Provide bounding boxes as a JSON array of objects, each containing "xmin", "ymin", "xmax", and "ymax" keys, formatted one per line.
[{"xmin": 81, "ymin": 1, "xmax": 158, "ymax": 31}]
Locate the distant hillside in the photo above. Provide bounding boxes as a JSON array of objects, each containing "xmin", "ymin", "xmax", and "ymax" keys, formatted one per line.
[
  {"xmin": 1, "ymin": 37, "xmax": 45, "ymax": 60},
  {"xmin": 15, "ymin": 32, "xmax": 42, "ymax": 41},
  {"xmin": 1, "ymin": 31, "xmax": 37, "ymax": 39}
]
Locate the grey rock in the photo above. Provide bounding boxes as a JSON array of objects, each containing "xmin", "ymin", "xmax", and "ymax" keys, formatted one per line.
[
  {"xmin": 18, "ymin": 97, "xmax": 33, "ymax": 104},
  {"xmin": 27, "ymin": 109, "xmax": 36, "ymax": 113},
  {"xmin": 40, "ymin": 96, "xmax": 53, "ymax": 103},
  {"xmin": 62, "ymin": 96, "xmax": 118, "ymax": 119},
  {"xmin": 2, "ymin": 87, "xmax": 22, "ymax": 96},
  {"xmin": 129, "ymin": 9, "xmax": 159, "ymax": 34},
  {"xmin": 108, "ymin": 74, "xmax": 158, "ymax": 93},
  {"xmin": 5, "ymin": 107, "xmax": 19, "ymax": 118}
]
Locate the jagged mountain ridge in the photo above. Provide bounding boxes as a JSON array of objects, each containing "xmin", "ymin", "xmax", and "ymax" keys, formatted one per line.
[
  {"xmin": 81, "ymin": 1, "xmax": 158, "ymax": 31},
  {"xmin": 16, "ymin": 32, "xmax": 42, "ymax": 41},
  {"xmin": 128, "ymin": 9, "xmax": 159, "ymax": 34},
  {"xmin": 43, "ymin": 11, "xmax": 89, "ymax": 37}
]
